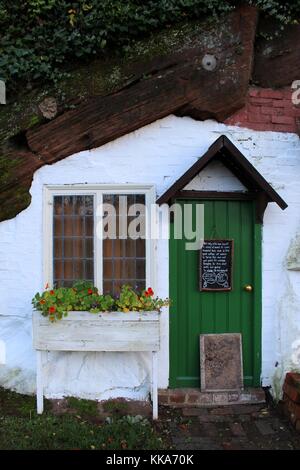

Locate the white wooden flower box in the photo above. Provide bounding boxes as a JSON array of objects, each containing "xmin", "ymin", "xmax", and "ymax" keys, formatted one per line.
[{"xmin": 32, "ymin": 310, "xmax": 160, "ymax": 419}]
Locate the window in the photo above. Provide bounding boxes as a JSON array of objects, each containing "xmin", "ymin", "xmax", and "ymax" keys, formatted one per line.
[
  {"xmin": 44, "ymin": 186, "xmax": 155, "ymax": 295},
  {"xmin": 102, "ymin": 194, "xmax": 146, "ymax": 295},
  {"xmin": 53, "ymin": 195, "xmax": 94, "ymax": 287}
]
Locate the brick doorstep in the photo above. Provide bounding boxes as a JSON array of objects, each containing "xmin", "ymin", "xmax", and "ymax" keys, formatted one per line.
[{"xmin": 158, "ymin": 388, "xmax": 265, "ymax": 407}]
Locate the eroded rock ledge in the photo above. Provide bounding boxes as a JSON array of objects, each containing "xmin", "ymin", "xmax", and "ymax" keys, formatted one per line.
[{"xmin": 0, "ymin": 4, "xmax": 299, "ymax": 222}]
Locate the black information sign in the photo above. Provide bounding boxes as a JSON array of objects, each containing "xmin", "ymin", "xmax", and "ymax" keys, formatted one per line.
[{"xmin": 199, "ymin": 240, "xmax": 233, "ymax": 291}]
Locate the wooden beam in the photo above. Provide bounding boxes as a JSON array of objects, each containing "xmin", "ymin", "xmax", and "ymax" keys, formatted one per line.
[{"xmin": 255, "ymin": 192, "xmax": 269, "ymax": 224}]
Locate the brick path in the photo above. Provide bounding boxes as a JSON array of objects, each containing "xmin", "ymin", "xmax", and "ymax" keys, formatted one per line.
[{"xmin": 160, "ymin": 404, "xmax": 300, "ymax": 450}]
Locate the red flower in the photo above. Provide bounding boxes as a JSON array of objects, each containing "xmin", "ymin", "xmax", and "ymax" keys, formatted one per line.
[
  {"xmin": 144, "ymin": 291, "xmax": 150, "ymax": 297},
  {"xmin": 88, "ymin": 288, "xmax": 93, "ymax": 295},
  {"xmin": 49, "ymin": 290, "xmax": 55, "ymax": 295},
  {"xmin": 39, "ymin": 299, "xmax": 46, "ymax": 305},
  {"xmin": 147, "ymin": 287, "xmax": 154, "ymax": 296},
  {"xmin": 49, "ymin": 306, "xmax": 56, "ymax": 314}
]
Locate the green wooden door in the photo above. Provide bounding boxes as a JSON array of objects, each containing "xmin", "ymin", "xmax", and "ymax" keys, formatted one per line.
[{"xmin": 169, "ymin": 199, "xmax": 261, "ymax": 388}]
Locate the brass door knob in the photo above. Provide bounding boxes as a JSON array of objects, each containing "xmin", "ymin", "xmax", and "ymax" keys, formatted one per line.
[{"xmin": 244, "ymin": 284, "xmax": 253, "ymax": 292}]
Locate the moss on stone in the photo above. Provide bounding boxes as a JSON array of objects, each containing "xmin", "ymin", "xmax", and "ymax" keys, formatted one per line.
[
  {"xmin": 0, "ymin": 154, "xmax": 20, "ymax": 186},
  {"xmin": 0, "ymin": 89, "xmax": 48, "ymax": 143},
  {"xmin": 26, "ymin": 114, "xmax": 42, "ymax": 129},
  {"xmin": 0, "ymin": 184, "xmax": 32, "ymax": 222}
]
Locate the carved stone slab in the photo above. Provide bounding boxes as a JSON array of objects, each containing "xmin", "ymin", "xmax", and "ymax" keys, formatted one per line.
[{"xmin": 200, "ymin": 333, "xmax": 243, "ymax": 391}]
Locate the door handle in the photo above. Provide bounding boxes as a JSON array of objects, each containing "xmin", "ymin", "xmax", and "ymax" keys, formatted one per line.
[{"xmin": 243, "ymin": 284, "xmax": 253, "ymax": 292}]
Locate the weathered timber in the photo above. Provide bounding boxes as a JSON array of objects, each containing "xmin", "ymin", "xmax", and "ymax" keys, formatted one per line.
[{"xmin": 32, "ymin": 310, "xmax": 160, "ymax": 352}]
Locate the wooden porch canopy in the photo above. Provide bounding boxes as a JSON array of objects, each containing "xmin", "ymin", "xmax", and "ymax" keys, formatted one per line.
[{"xmin": 156, "ymin": 135, "xmax": 288, "ymax": 223}]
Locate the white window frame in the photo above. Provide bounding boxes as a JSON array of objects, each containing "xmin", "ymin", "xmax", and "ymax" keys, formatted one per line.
[{"xmin": 43, "ymin": 184, "xmax": 156, "ymax": 293}]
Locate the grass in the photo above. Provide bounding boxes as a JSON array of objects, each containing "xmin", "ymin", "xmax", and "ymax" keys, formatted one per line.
[
  {"xmin": 0, "ymin": 387, "xmax": 50, "ymax": 418},
  {"xmin": 67, "ymin": 397, "xmax": 99, "ymax": 417},
  {"xmin": 0, "ymin": 387, "xmax": 168, "ymax": 450},
  {"xmin": 102, "ymin": 399, "xmax": 129, "ymax": 414}
]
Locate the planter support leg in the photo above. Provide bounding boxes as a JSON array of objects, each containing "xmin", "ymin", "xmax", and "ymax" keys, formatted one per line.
[
  {"xmin": 152, "ymin": 351, "xmax": 158, "ymax": 420},
  {"xmin": 36, "ymin": 350, "xmax": 44, "ymax": 414}
]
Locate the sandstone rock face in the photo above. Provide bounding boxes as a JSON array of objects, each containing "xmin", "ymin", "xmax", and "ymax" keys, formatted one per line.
[
  {"xmin": 1, "ymin": 5, "xmax": 258, "ymax": 222},
  {"xmin": 2, "ymin": 5, "xmax": 300, "ymax": 223},
  {"xmin": 253, "ymin": 18, "xmax": 300, "ymax": 88}
]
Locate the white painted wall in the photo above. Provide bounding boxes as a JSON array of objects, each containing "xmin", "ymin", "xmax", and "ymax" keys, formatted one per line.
[
  {"xmin": 0, "ymin": 115, "xmax": 300, "ymax": 400},
  {"xmin": 184, "ymin": 160, "xmax": 246, "ymax": 191}
]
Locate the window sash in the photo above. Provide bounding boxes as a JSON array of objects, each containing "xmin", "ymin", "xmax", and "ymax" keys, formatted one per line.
[
  {"xmin": 102, "ymin": 194, "xmax": 146, "ymax": 295},
  {"xmin": 53, "ymin": 195, "xmax": 95, "ymax": 287},
  {"xmin": 43, "ymin": 185, "xmax": 155, "ymax": 293}
]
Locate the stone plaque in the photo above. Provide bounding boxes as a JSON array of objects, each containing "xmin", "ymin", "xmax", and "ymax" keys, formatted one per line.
[
  {"xmin": 199, "ymin": 239, "xmax": 233, "ymax": 291},
  {"xmin": 200, "ymin": 333, "xmax": 243, "ymax": 391}
]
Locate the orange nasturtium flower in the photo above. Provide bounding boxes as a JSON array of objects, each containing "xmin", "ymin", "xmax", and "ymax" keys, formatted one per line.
[
  {"xmin": 49, "ymin": 290, "xmax": 55, "ymax": 295},
  {"xmin": 39, "ymin": 299, "xmax": 46, "ymax": 305}
]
